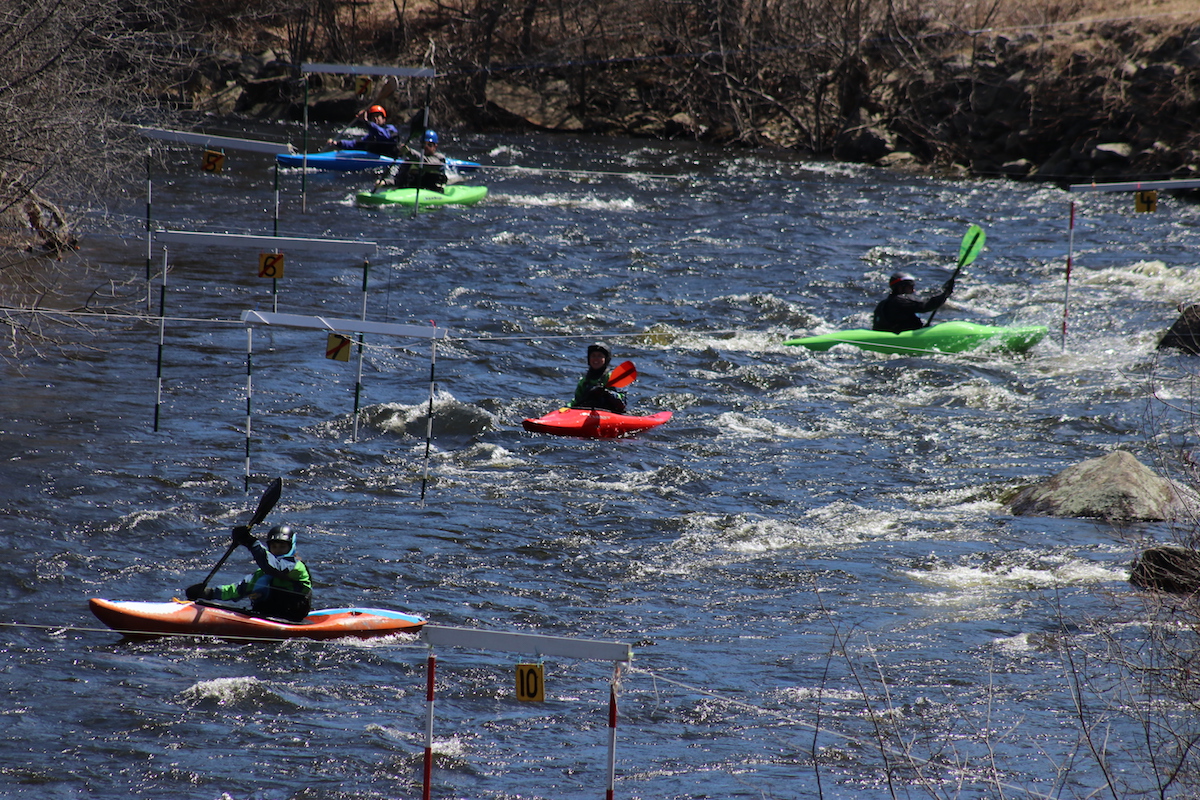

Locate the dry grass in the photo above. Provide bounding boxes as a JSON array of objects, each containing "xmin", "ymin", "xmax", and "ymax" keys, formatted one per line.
[
  {"xmin": 1075, "ymin": 0, "xmax": 1200, "ymax": 23},
  {"xmin": 932, "ymin": 0, "xmax": 1200, "ymax": 27}
]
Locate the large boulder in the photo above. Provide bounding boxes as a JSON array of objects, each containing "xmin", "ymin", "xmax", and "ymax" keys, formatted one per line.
[
  {"xmin": 1158, "ymin": 301, "xmax": 1200, "ymax": 355},
  {"xmin": 832, "ymin": 124, "xmax": 895, "ymax": 163},
  {"xmin": 1130, "ymin": 544, "xmax": 1200, "ymax": 595},
  {"xmin": 1006, "ymin": 450, "xmax": 1199, "ymax": 522},
  {"xmin": 485, "ymin": 80, "xmax": 583, "ymax": 131}
]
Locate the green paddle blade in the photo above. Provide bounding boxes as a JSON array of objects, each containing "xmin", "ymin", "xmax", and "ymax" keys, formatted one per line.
[{"xmin": 958, "ymin": 224, "xmax": 986, "ymax": 269}]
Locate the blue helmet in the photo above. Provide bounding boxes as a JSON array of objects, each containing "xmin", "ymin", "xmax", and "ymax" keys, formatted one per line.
[{"xmin": 423, "ymin": 129, "xmax": 438, "ymax": 144}]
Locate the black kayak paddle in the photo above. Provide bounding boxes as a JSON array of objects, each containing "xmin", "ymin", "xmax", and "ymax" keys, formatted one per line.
[{"xmin": 196, "ymin": 477, "xmax": 282, "ymax": 592}]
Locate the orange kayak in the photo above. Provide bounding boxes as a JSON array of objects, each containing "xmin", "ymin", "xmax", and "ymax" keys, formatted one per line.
[
  {"xmin": 88, "ymin": 598, "xmax": 425, "ymax": 641},
  {"xmin": 522, "ymin": 407, "xmax": 673, "ymax": 439}
]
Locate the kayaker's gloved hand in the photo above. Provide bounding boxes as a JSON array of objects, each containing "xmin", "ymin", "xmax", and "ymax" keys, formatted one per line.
[
  {"xmin": 186, "ymin": 583, "xmax": 213, "ymax": 601},
  {"xmin": 942, "ymin": 278, "xmax": 955, "ymax": 295},
  {"xmin": 231, "ymin": 525, "xmax": 256, "ymax": 548}
]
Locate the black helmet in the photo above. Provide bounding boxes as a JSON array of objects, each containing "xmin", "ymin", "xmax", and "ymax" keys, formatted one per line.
[
  {"xmin": 266, "ymin": 525, "xmax": 294, "ymax": 548},
  {"xmin": 586, "ymin": 343, "xmax": 612, "ymax": 369},
  {"xmin": 889, "ymin": 271, "xmax": 916, "ymax": 287}
]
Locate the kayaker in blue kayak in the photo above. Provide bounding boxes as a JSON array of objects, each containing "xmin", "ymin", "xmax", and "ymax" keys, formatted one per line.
[
  {"xmin": 568, "ymin": 343, "xmax": 628, "ymax": 413},
  {"xmin": 389, "ymin": 129, "xmax": 448, "ymax": 193},
  {"xmin": 328, "ymin": 104, "xmax": 399, "ymax": 156},
  {"xmin": 186, "ymin": 524, "xmax": 312, "ymax": 621},
  {"xmin": 872, "ymin": 271, "xmax": 955, "ymax": 333}
]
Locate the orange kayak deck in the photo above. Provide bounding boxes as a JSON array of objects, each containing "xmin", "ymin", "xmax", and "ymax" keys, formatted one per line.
[
  {"xmin": 522, "ymin": 407, "xmax": 673, "ymax": 439},
  {"xmin": 88, "ymin": 598, "xmax": 425, "ymax": 641}
]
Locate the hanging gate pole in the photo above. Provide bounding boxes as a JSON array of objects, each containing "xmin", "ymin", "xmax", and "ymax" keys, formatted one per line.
[
  {"xmin": 1062, "ymin": 200, "xmax": 1075, "ymax": 351},
  {"xmin": 606, "ymin": 664, "xmax": 621, "ymax": 800},
  {"xmin": 153, "ymin": 246, "xmax": 168, "ymax": 432},
  {"xmin": 352, "ymin": 258, "xmax": 370, "ymax": 442},
  {"xmin": 244, "ymin": 327, "xmax": 254, "ymax": 492},
  {"xmin": 145, "ymin": 149, "xmax": 154, "ymax": 312},
  {"xmin": 423, "ymin": 652, "xmax": 437, "ymax": 800},
  {"xmin": 419, "ymin": 327, "xmax": 437, "ymax": 503}
]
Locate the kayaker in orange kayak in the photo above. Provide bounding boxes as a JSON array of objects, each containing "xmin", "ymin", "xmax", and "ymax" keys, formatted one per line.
[
  {"xmin": 568, "ymin": 343, "xmax": 628, "ymax": 413},
  {"xmin": 186, "ymin": 524, "xmax": 312, "ymax": 621}
]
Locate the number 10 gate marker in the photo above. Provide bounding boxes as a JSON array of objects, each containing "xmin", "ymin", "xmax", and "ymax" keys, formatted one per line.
[{"xmin": 418, "ymin": 624, "xmax": 633, "ymax": 800}]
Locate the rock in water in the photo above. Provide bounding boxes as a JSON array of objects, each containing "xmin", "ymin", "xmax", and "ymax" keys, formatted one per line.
[
  {"xmin": 1006, "ymin": 450, "xmax": 1198, "ymax": 522},
  {"xmin": 1130, "ymin": 544, "xmax": 1200, "ymax": 594},
  {"xmin": 1158, "ymin": 302, "xmax": 1200, "ymax": 355}
]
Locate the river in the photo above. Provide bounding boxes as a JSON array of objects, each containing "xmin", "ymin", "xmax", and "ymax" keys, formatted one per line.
[{"xmin": 2, "ymin": 125, "xmax": 1197, "ymax": 799}]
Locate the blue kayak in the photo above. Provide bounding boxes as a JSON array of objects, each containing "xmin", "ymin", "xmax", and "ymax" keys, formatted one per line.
[{"xmin": 276, "ymin": 149, "xmax": 480, "ymax": 175}]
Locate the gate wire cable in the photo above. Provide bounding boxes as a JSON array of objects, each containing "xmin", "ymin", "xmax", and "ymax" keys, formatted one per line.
[{"xmin": 0, "ymin": 304, "xmax": 1033, "ymax": 365}]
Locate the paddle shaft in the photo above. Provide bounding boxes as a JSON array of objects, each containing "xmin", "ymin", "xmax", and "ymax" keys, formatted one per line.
[
  {"xmin": 410, "ymin": 86, "xmax": 432, "ymax": 219},
  {"xmin": 198, "ymin": 477, "xmax": 282, "ymax": 589},
  {"xmin": 332, "ymin": 77, "xmax": 398, "ymax": 144},
  {"xmin": 373, "ymin": 102, "xmax": 430, "ymax": 193},
  {"xmin": 199, "ymin": 542, "xmax": 240, "ymax": 590},
  {"xmin": 926, "ymin": 224, "xmax": 984, "ymax": 327}
]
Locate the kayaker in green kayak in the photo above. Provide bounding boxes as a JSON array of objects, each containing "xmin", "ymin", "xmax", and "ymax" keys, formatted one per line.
[
  {"xmin": 186, "ymin": 524, "xmax": 312, "ymax": 621},
  {"xmin": 568, "ymin": 343, "xmax": 628, "ymax": 413},
  {"xmin": 872, "ymin": 271, "xmax": 955, "ymax": 333},
  {"xmin": 391, "ymin": 129, "xmax": 447, "ymax": 193}
]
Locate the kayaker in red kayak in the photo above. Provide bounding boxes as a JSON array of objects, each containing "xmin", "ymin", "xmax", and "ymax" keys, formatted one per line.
[
  {"xmin": 186, "ymin": 524, "xmax": 312, "ymax": 621},
  {"xmin": 872, "ymin": 271, "xmax": 954, "ymax": 333},
  {"xmin": 568, "ymin": 343, "xmax": 628, "ymax": 413}
]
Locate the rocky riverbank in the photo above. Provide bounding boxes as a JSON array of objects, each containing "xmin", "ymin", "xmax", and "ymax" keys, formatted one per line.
[{"xmin": 187, "ymin": 14, "xmax": 1200, "ymax": 185}]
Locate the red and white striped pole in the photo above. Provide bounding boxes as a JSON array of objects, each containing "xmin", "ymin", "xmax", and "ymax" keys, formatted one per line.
[
  {"xmin": 606, "ymin": 663, "xmax": 622, "ymax": 800},
  {"xmin": 423, "ymin": 653, "xmax": 436, "ymax": 800},
  {"xmin": 1062, "ymin": 200, "xmax": 1075, "ymax": 350}
]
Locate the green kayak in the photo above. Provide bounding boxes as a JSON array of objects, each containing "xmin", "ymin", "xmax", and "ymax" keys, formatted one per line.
[
  {"xmin": 783, "ymin": 321, "xmax": 1047, "ymax": 355},
  {"xmin": 355, "ymin": 184, "xmax": 488, "ymax": 209}
]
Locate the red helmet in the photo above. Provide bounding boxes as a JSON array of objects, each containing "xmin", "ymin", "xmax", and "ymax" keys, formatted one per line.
[{"xmin": 367, "ymin": 105, "xmax": 387, "ymax": 118}]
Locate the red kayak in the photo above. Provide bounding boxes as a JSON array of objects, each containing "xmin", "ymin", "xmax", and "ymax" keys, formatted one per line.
[
  {"xmin": 522, "ymin": 407, "xmax": 673, "ymax": 439},
  {"xmin": 88, "ymin": 598, "xmax": 426, "ymax": 641}
]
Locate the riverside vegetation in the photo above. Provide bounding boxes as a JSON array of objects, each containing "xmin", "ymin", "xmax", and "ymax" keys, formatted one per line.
[
  {"xmin": 7, "ymin": 0, "xmax": 1200, "ymax": 316},
  {"xmin": 184, "ymin": 0, "xmax": 1200, "ymax": 184},
  {"xmin": 5, "ymin": 0, "xmax": 1200, "ymax": 245}
]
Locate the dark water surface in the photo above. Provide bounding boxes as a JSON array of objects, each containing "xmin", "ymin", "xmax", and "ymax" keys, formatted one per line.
[{"xmin": 3, "ymin": 126, "xmax": 1197, "ymax": 799}]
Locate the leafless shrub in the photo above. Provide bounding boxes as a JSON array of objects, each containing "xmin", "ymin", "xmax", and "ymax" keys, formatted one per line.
[
  {"xmin": 816, "ymin": 589, "xmax": 1200, "ymax": 798},
  {"xmin": 0, "ymin": 0, "xmax": 196, "ymax": 358}
]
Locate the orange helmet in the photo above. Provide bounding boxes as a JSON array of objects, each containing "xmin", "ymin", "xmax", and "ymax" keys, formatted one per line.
[{"xmin": 367, "ymin": 105, "xmax": 387, "ymax": 118}]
